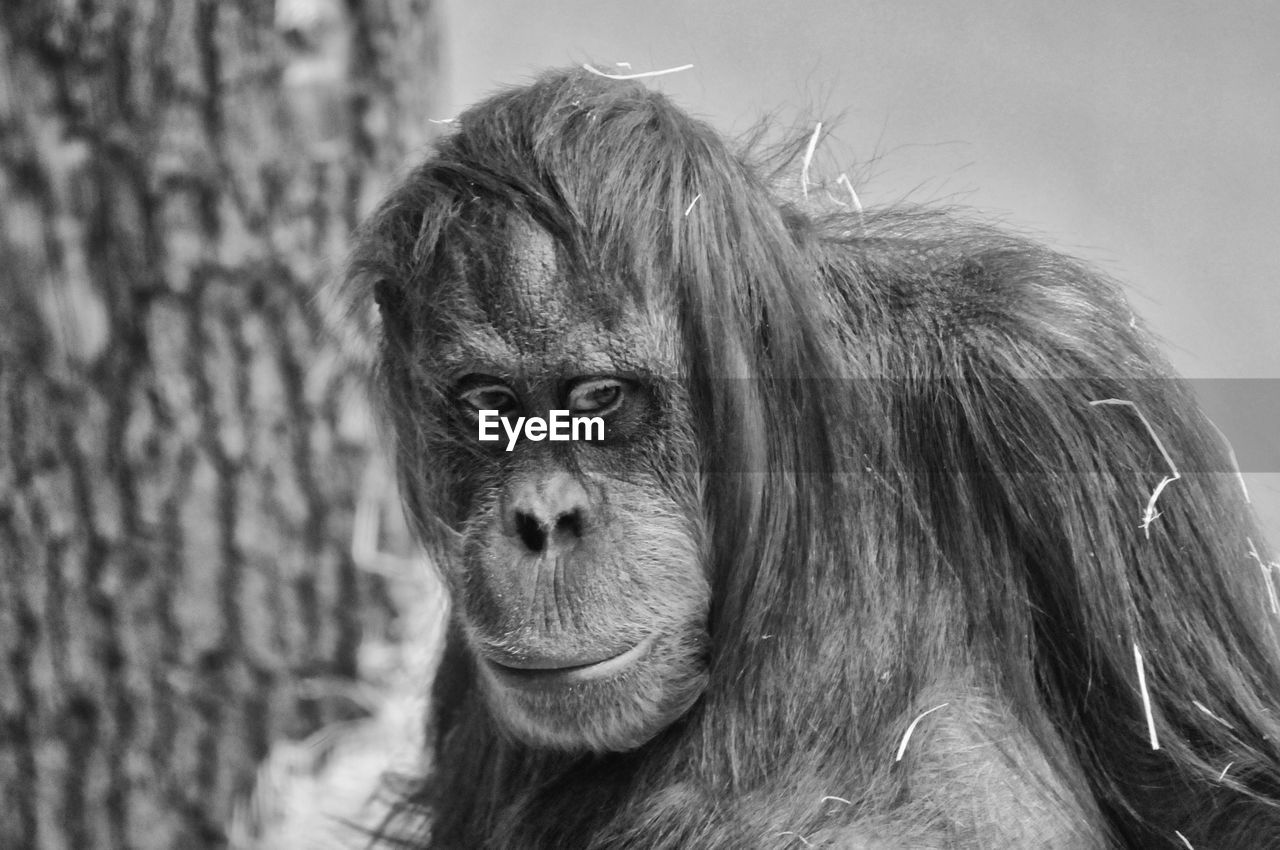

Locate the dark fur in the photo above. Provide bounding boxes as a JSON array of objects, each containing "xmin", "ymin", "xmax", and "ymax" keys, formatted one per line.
[{"xmin": 349, "ymin": 68, "xmax": 1280, "ymax": 848}]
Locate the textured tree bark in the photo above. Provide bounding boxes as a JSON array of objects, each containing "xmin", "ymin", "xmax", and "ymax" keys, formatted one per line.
[{"xmin": 0, "ymin": 2, "xmax": 439, "ymax": 847}]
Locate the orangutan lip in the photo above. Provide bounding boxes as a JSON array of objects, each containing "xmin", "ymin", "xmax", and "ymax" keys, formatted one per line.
[{"xmin": 484, "ymin": 635, "xmax": 655, "ymax": 687}]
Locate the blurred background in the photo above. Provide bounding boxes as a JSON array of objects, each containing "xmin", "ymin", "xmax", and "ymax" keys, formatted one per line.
[{"xmin": 1, "ymin": 1, "xmax": 1275, "ymax": 848}]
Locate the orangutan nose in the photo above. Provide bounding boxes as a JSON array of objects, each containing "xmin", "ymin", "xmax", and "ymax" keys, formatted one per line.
[{"xmin": 503, "ymin": 472, "xmax": 591, "ymax": 555}]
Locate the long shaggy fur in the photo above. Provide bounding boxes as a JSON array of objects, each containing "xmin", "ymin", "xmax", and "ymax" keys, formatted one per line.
[{"xmin": 349, "ymin": 68, "xmax": 1280, "ymax": 848}]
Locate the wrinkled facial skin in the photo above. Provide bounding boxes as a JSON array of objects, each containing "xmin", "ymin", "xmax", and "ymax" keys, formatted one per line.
[{"xmin": 402, "ymin": 217, "xmax": 710, "ymax": 753}]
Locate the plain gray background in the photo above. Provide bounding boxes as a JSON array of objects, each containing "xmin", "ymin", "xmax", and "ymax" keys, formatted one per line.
[{"xmin": 440, "ymin": 0, "xmax": 1280, "ymax": 538}]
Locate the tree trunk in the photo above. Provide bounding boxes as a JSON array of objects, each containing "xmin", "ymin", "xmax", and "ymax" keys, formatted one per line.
[{"xmin": 0, "ymin": 2, "xmax": 439, "ymax": 847}]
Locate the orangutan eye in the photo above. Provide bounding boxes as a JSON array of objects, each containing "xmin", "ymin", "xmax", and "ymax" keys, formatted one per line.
[
  {"xmin": 567, "ymin": 378, "xmax": 626, "ymax": 416},
  {"xmin": 458, "ymin": 381, "xmax": 519, "ymax": 417}
]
